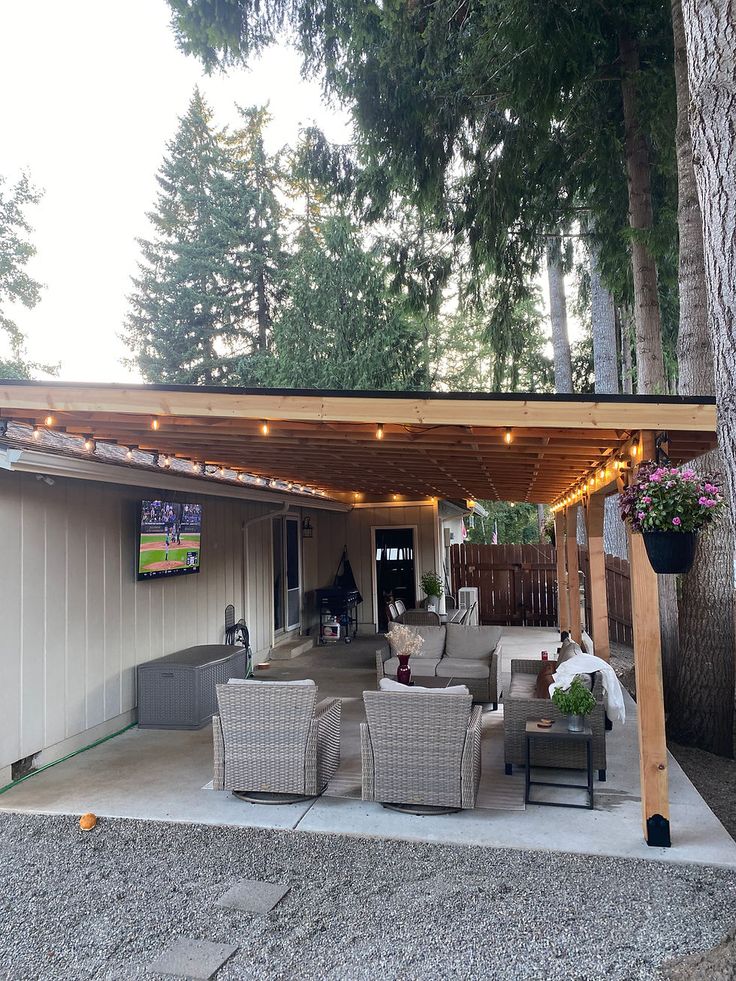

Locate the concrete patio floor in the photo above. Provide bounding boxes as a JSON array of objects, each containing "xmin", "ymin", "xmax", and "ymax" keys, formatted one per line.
[{"xmin": 1, "ymin": 627, "xmax": 735, "ymax": 869}]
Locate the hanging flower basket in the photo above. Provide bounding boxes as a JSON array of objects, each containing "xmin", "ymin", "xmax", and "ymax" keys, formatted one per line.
[
  {"xmin": 642, "ymin": 530, "xmax": 697, "ymax": 575},
  {"xmin": 619, "ymin": 462, "xmax": 724, "ymax": 575}
]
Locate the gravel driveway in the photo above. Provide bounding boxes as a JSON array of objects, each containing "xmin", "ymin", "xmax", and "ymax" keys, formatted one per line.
[{"xmin": 1, "ymin": 812, "xmax": 735, "ymax": 981}]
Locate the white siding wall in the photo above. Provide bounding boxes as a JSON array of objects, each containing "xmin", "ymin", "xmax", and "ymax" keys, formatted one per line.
[{"xmin": 0, "ymin": 470, "xmax": 338, "ymax": 774}]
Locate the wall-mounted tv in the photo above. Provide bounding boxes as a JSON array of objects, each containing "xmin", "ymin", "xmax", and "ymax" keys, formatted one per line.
[{"xmin": 137, "ymin": 499, "xmax": 202, "ymax": 581}]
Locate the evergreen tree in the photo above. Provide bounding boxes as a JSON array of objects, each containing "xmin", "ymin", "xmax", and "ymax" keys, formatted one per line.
[
  {"xmin": 0, "ymin": 173, "xmax": 48, "ymax": 378},
  {"xmin": 261, "ymin": 216, "xmax": 425, "ymax": 390},
  {"xmin": 224, "ymin": 105, "xmax": 287, "ymax": 375},
  {"xmin": 125, "ymin": 89, "xmax": 243, "ymax": 384}
]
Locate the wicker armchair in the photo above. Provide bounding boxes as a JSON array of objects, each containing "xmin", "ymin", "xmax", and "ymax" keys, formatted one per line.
[
  {"xmin": 503, "ymin": 659, "xmax": 607, "ymax": 780},
  {"xmin": 213, "ymin": 682, "xmax": 341, "ymax": 802},
  {"xmin": 361, "ymin": 689, "xmax": 482, "ymax": 810}
]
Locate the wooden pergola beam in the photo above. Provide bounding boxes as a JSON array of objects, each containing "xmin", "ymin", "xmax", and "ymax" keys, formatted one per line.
[
  {"xmin": 565, "ymin": 506, "xmax": 582, "ymax": 644},
  {"xmin": 554, "ymin": 511, "xmax": 570, "ymax": 635},
  {"xmin": 585, "ymin": 494, "xmax": 610, "ymax": 661},
  {"xmin": 627, "ymin": 429, "xmax": 670, "ymax": 847},
  {"xmin": 0, "ymin": 382, "xmax": 717, "ymax": 431}
]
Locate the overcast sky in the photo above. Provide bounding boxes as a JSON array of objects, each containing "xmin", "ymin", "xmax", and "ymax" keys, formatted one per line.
[{"xmin": 0, "ymin": 0, "xmax": 351, "ymax": 382}]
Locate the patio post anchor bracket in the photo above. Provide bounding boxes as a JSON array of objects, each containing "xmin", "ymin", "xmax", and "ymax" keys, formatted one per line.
[{"xmin": 646, "ymin": 813, "xmax": 672, "ymax": 848}]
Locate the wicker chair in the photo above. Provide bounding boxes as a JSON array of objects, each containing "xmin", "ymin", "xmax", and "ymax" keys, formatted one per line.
[
  {"xmin": 361, "ymin": 689, "xmax": 482, "ymax": 810},
  {"xmin": 503, "ymin": 659, "xmax": 607, "ymax": 781},
  {"xmin": 213, "ymin": 682, "xmax": 342, "ymax": 802},
  {"xmin": 401, "ymin": 609, "xmax": 441, "ymax": 626}
]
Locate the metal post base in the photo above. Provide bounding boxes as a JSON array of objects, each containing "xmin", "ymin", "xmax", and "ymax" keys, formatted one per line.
[
  {"xmin": 381, "ymin": 802, "xmax": 461, "ymax": 816},
  {"xmin": 646, "ymin": 813, "xmax": 671, "ymax": 847},
  {"xmin": 233, "ymin": 791, "xmax": 315, "ymax": 805}
]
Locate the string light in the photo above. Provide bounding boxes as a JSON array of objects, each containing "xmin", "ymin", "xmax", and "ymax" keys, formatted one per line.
[
  {"xmin": 630, "ymin": 438, "xmax": 639, "ymax": 458},
  {"xmin": 219, "ymin": 466, "xmax": 226, "ymax": 478},
  {"xmin": 44, "ymin": 415, "xmax": 55, "ymax": 427},
  {"xmin": 32, "ymin": 426, "xmax": 41, "ymax": 440},
  {"xmin": 504, "ymin": 428, "xmax": 513, "ymax": 445},
  {"xmin": 126, "ymin": 447, "xmax": 134, "ymax": 460},
  {"xmin": 238, "ymin": 472, "xmax": 246, "ymax": 482},
  {"xmin": 192, "ymin": 461, "xmax": 200, "ymax": 472},
  {"xmin": 376, "ymin": 423, "xmax": 384, "ymax": 440},
  {"xmin": 151, "ymin": 418, "xmax": 159, "ymax": 431},
  {"xmin": 83, "ymin": 436, "xmax": 95, "ymax": 452},
  {"xmin": 162, "ymin": 455, "xmax": 170, "ymax": 467},
  {"xmin": 260, "ymin": 421, "xmax": 270, "ymax": 436}
]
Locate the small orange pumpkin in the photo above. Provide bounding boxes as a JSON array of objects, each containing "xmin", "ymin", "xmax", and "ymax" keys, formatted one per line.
[{"xmin": 79, "ymin": 812, "xmax": 97, "ymax": 831}]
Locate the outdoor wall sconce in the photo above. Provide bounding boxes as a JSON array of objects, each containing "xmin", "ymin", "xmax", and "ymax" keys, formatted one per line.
[{"xmin": 302, "ymin": 516, "xmax": 313, "ymax": 539}]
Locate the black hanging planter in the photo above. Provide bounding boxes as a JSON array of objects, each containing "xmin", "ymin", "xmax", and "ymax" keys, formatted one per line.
[{"xmin": 642, "ymin": 531, "xmax": 697, "ymax": 574}]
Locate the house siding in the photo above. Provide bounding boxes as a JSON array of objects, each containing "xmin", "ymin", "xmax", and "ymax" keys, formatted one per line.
[{"xmin": 0, "ymin": 469, "xmax": 340, "ymax": 774}]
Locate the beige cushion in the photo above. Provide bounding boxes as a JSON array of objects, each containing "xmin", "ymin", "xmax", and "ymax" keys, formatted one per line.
[
  {"xmin": 227, "ymin": 678, "xmax": 315, "ymax": 687},
  {"xmin": 379, "ymin": 678, "xmax": 470, "ymax": 695},
  {"xmin": 445, "ymin": 624, "xmax": 501, "ymax": 660},
  {"xmin": 436, "ymin": 658, "xmax": 490, "ymax": 680},
  {"xmin": 386, "ymin": 622, "xmax": 446, "ymax": 659},
  {"xmin": 384, "ymin": 656, "xmax": 441, "ymax": 679},
  {"xmin": 508, "ymin": 673, "xmax": 538, "ymax": 698}
]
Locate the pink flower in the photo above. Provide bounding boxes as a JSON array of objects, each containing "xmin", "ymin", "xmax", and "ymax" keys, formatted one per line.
[
  {"xmin": 682, "ymin": 469, "xmax": 696, "ymax": 481},
  {"xmin": 650, "ymin": 473, "xmax": 662, "ymax": 483},
  {"xmin": 670, "ymin": 468, "xmax": 679, "ymax": 475},
  {"xmin": 699, "ymin": 496, "xmax": 709, "ymax": 506},
  {"xmin": 672, "ymin": 516, "xmax": 682, "ymax": 526},
  {"xmin": 705, "ymin": 483, "xmax": 718, "ymax": 494},
  {"xmin": 637, "ymin": 512, "xmax": 645, "ymax": 521},
  {"xmin": 642, "ymin": 496, "xmax": 652, "ymax": 504}
]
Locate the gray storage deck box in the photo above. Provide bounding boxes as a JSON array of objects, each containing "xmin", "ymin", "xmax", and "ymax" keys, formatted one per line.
[{"xmin": 137, "ymin": 645, "xmax": 248, "ymax": 729}]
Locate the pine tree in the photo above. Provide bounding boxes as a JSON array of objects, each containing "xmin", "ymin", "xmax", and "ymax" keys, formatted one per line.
[
  {"xmin": 0, "ymin": 173, "xmax": 47, "ymax": 379},
  {"xmin": 264, "ymin": 216, "xmax": 425, "ymax": 391},
  {"xmin": 125, "ymin": 89, "xmax": 243, "ymax": 385},
  {"xmin": 223, "ymin": 105, "xmax": 286, "ymax": 375}
]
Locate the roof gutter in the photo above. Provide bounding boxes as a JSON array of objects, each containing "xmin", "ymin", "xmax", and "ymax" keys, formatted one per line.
[{"xmin": 0, "ymin": 447, "xmax": 351, "ymax": 512}]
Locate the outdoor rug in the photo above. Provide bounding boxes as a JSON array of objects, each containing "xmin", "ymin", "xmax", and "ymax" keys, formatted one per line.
[{"xmin": 325, "ymin": 709, "xmax": 526, "ymax": 811}]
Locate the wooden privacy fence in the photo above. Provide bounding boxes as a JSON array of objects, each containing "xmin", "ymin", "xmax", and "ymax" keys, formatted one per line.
[{"xmin": 450, "ymin": 543, "xmax": 632, "ymax": 646}]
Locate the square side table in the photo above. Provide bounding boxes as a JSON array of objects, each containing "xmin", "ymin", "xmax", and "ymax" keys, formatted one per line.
[{"xmin": 524, "ymin": 720, "xmax": 594, "ymax": 809}]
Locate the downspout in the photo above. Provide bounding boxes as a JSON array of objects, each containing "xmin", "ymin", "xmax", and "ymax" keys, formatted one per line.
[{"xmin": 242, "ymin": 503, "xmax": 290, "ymax": 654}]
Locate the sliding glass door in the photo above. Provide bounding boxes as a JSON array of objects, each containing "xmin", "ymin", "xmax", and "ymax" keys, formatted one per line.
[{"xmin": 273, "ymin": 515, "xmax": 301, "ymax": 635}]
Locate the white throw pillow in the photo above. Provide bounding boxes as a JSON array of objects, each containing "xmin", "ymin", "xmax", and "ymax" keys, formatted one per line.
[{"xmin": 378, "ymin": 678, "xmax": 469, "ymax": 695}]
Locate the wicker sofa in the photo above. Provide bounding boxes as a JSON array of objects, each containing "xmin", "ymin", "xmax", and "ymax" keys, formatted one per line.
[
  {"xmin": 213, "ymin": 680, "xmax": 342, "ymax": 801},
  {"xmin": 361, "ymin": 687, "xmax": 483, "ymax": 809},
  {"xmin": 503, "ymin": 659, "xmax": 607, "ymax": 781},
  {"xmin": 375, "ymin": 623, "xmax": 502, "ymax": 705}
]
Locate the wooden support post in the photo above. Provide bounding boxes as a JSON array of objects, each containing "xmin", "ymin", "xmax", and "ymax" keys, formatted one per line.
[
  {"xmin": 554, "ymin": 511, "xmax": 570, "ymax": 635},
  {"xmin": 627, "ymin": 430, "xmax": 670, "ymax": 847},
  {"xmin": 585, "ymin": 494, "xmax": 610, "ymax": 661},
  {"xmin": 565, "ymin": 506, "xmax": 582, "ymax": 644}
]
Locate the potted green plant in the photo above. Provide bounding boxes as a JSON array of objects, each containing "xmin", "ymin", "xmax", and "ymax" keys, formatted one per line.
[
  {"xmin": 618, "ymin": 462, "xmax": 724, "ymax": 574},
  {"xmin": 551, "ymin": 677, "xmax": 597, "ymax": 732},
  {"xmin": 420, "ymin": 571, "xmax": 443, "ymax": 608}
]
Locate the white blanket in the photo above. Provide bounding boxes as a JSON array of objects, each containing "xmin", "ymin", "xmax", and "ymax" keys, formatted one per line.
[{"xmin": 549, "ymin": 653, "xmax": 626, "ymax": 725}]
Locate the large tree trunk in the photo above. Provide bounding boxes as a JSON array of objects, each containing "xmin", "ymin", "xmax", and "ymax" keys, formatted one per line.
[
  {"xmin": 546, "ymin": 236, "xmax": 573, "ymax": 394},
  {"xmin": 682, "ymin": 1, "xmax": 736, "ymax": 532},
  {"xmin": 619, "ymin": 30, "xmax": 668, "ymax": 395},
  {"xmin": 589, "ymin": 238, "xmax": 619, "ymax": 393},
  {"xmin": 619, "ymin": 307, "xmax": 634, "ymax": 394},
  {"xmin": 619, "ymin": 28, "xmax": 678, "ymax": 689},
  {"xmin": 670, "ymin": 0, "xmax": 735, "ymax": 757},
  {"xmin": 588, "ymin": 226, "xmax": 628, "ymax": 558}
]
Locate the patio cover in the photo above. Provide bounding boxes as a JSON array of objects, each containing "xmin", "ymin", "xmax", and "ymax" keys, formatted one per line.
[{"xmin": 0, "ymin": 381, "xmax": 718, "ymax": 504}]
